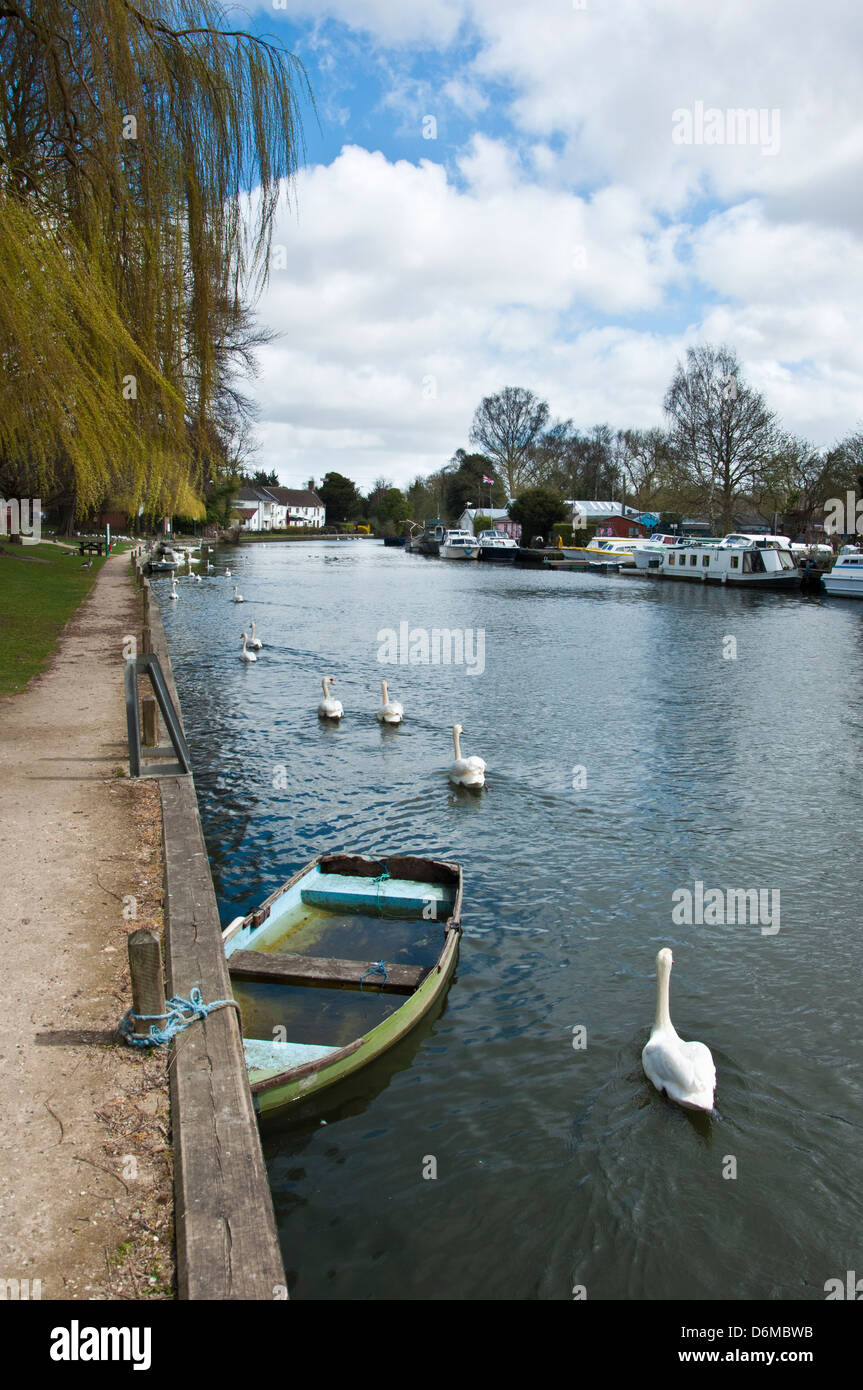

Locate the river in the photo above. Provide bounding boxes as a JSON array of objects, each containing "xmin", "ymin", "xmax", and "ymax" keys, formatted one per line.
[{"xmin": 158, "ymin": 539, "xmax": 862, "ymax": 1300}]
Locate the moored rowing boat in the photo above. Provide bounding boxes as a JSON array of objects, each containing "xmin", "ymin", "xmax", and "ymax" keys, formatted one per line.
[{"xmin": 223, "ymin": 853, "xmax": 463, "ymax": 1115}]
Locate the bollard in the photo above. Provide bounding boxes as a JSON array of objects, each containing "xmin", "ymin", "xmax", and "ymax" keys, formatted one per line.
[
  {"xmin": 142, "ymin": 580, "xmax": 150, "ymax": 621},
  {"xmin": 141, "ymin": 694, "xmax": 157, "ymax": 747},
  {"xmin": 127, "ymin": 929, "xmax": 166, "ymax": 1042},
  {"xmin": 141, "ymin": 625, "xmax": 152, "ymax": 654}
]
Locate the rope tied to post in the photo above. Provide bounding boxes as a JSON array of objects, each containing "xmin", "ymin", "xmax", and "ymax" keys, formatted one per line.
[
  {"xmin": 119, "ymin": 987, "xmax": 240, "ymax": 1048},
  {"xmin": 360, "ymin": 960, "xmax": 389, "ymax": 992}
]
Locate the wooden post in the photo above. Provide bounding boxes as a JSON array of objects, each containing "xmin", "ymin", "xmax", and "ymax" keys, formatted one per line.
[
  {"xmin": 142, "ymin": 579, "xmax": 150, "ymax": 622},
  {"xmin": 141, "ymin": 624, "xmax": 153, "ymax": 654},
  {"xmin": 127, "ymin": 929, "xmax": 166, "ymax": 1042},
  {"xmin": 142, "ymin": 694, "xmax": 158, "ymax": 747}
]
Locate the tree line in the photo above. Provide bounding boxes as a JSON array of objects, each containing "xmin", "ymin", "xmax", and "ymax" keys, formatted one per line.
[{"xmin": 327, "ymin": 345, "xmax": 863, "ymax": 539}]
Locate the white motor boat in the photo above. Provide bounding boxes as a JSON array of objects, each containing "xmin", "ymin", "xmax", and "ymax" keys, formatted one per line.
[
  {"xmin": 649, "ymin": 536, "xmax": 802, "ymax": 588},
  {"xmin": 589, "ymin": 538, "xmax": 640, "ymax": 567},
  {"xmin": 477, "ymin": 529, "xmax": 518, "ymax": 562},
  {"xmin": 632, "ymin": 535, "xmax": 691, "ymax": 570},
  {"xmin": 440, "ymin": 529, "xmax": 480, "ymax": 560},
  {"xmin": 822, "ymin": 551, "xmax": 863, "ymax": 597}
]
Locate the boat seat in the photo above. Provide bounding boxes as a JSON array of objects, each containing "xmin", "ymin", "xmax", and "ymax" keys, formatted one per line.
[
  {"xmin": 227, "ymin": 950, "xmax": 428, "ymax": 994},
  {"xmin": 243, "ymin": 1039, "xmax": 340, "ymax": 1075}
]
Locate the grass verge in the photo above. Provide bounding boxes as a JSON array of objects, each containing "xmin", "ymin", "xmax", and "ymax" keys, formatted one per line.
[{"xmin": 0, "ymin": 541, "xmax": 112, "ymax": 697}]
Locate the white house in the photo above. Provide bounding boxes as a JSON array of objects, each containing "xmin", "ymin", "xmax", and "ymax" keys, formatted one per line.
[
  {"xmin": 267, "ymin": 487, "xmax": 325, "ymax": 529},
  {"xmin": 457, "ymin": 506, "xmax": 519, "ymax": 537},
  {"xmin": 234, "ymin": 484, "xmax": 325, "ymax": 531}
]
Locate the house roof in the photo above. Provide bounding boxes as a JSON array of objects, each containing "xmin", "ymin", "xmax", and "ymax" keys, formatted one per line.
[
  {"xmin": 570, "ymin": 500, "xmax": 645, "ymax": 519},
  {"xmin": 265, "ymin": 487, "xmax": 323, "ymax": 508},
  {"xmin": 235, "ymin": 485, "xmax": 275, "ymax": 504},
  {"xmin": 235, "ymin": 506, "xmax": 258, "ymax": 519}
]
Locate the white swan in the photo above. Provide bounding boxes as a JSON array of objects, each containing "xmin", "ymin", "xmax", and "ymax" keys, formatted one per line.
[
  {"xmin": 642, "ymin": 949, "xmax": 715, "ymax": 1112},
  {"xmin": 194, "ymin": 573, "xmax": 201, "ymax": 583},
  {"xmin": 169, "ymin": 574, "xmax": 178, "ymax": 600},
  {"xmin": 449, "ymin": 723, "xmax": 485, "ymax": 787},
  {"xmin": 248, "ymin": 620, "xmax": 262, "ymax": 650},
  {"xmin": 376, "ymin": 679, "xmax": 403, "ymax": 724},
  {"xmin": 317, "ymin": 676, "xmax": 343, "ymax": 720},
  {"xmin": 239, "ymin": 631, "xmax": 256, "ymax": 663},
  {"xmin": 225, "ymin": 568, "xmax": 231, "ymax": 578},
  {"xmin": 231, "ymin": 585, "xmax": 244, "ymax": 603}
]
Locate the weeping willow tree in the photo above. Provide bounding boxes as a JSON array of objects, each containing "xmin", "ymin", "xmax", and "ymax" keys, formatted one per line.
[{"xmin": 0, "ymin": 0, "xmax": 309, "ymax": 522}]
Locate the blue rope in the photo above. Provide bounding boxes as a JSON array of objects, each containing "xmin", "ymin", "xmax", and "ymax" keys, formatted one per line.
[
  {"xmin": 360, "ymin": 960, "xmax": 389, "ymax": 992},
  {"xmin": 119, "ymin": 987, "xmax": 240, "ymax": 1048},
  {"xmin": 373, "ymin": 861, "xmax": 391, "ymax": 916}
]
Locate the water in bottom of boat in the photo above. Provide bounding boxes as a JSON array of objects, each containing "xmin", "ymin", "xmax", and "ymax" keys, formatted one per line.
[{"xmin": 230, "ymin": 904, "xmax": 445, "ymax": 1048}]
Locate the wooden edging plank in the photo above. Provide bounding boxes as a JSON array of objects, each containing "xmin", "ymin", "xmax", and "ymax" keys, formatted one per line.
[
  {"xmin": 160, "ymin": 777, "xmax": 286, "ymax": 1301},
  {"xmin": 142, "ymin": 566, "xmax": 286, "ymax": 1301}
]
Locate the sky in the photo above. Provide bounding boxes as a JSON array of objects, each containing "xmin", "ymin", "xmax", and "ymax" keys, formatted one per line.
[{"xmin": 226, "ymin": 0, "xmax": 863, "ymax": 492}]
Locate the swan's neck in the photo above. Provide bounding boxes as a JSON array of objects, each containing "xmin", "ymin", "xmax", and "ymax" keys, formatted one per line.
[
  {"xmin": 241, "ymin": 634, "xmax": 247, "ymax": 651},
  {"xmin": 322, "ymin": 678, "xmax": 329, "ymax": 696},
  {"xmin": 654, "ymin": 962, "xmax": 673, "ymax": 1032},
  {"xmin": 452, "ymin": 727, "xmax": 461, "ymax": 759},
  {"xmin": 381, "ymin": 680, "xmax": 388, "ymax": 703},
  {"xmin": 250, "ymin": 621, "xmax": 255, "ymax": 634}
]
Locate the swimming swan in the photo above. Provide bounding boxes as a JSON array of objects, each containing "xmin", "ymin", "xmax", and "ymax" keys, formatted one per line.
[
  {"xmin": 231, "ymin": 585, "xmax": 244, "ymax": 603},
  {"xmin": 248, "ymin": 620, "xmax": 262, "ymax": 650},
  {"xmin": 641, "ymin": 948, "xmax": 715, "ymax": 1112},
  {"xmin": 318, "ymin": 676, "xmax": 343, "ymax": 720},
  {"xmin": 376, "ymin": 680, "xmax": 403, "ymax": 724},
  {"xmin": 239, "ymin": 632, "xmax": 256, "ymax": 663},
  {"xmin": 449, "ymin": 723, "xmax": 485, "ymax": 787}
]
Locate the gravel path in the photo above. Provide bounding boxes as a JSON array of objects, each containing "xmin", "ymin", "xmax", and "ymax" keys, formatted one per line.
[{"xmin": 0, "ymin": 553, "xmax": 174, "ymax": 1299}]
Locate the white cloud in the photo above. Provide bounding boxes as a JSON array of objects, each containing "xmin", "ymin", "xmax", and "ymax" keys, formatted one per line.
[
  {"xmin": 254, "ymin": 142, "xmax": 692, "ymax": 486},
  {"xmin": 238, "ymin": 1, "xmax": 863, "ymax": 487}
]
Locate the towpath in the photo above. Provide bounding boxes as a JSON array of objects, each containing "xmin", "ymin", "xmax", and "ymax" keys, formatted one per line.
[{"xmin": 0, "ymin": 553, "xmax": 173, "ymax": 1299}]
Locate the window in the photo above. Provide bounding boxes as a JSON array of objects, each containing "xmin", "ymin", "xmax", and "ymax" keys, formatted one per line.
[
  {"xmin": 730, "ymin": 556, "xmax": 739, "ymax": 568},
  {"xmin": 690, "ymin": 555, "xmax": 698, "ymax": 566},
  {"xmin": 669, "ymin": 554, "xmax": 675, "ymax": 565},
  {"xmin": 702, "ymin": 555, "xmax": 710, "ymax": 566}
]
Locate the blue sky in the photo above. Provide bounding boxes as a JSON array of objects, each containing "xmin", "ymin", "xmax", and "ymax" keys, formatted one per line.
[{"xmin": 224, "ymin": 1, "xmax": 863, "ymax": 490}]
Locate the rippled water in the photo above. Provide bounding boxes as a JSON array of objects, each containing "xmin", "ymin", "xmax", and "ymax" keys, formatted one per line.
[{"xmin": 158, "ymin": 540, "xmax": 863, "ymax": 1300}]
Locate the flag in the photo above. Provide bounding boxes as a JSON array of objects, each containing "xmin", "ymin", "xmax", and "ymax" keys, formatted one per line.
[{"xmin": 482, "ymin": 475, "xmax": 493, "ymax": 485}]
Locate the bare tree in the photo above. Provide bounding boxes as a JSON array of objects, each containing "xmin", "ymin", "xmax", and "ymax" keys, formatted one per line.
[
  {"xmin": 469, "ymin": 386, "xmax": 549, "ymax": 497},
  {"xmin": 663, "ymin": 345, "xmax": 778, "ymax": 532},
  {"xmin": 617, "ymin": 427, "xmax": 680, "ymax": 511}
]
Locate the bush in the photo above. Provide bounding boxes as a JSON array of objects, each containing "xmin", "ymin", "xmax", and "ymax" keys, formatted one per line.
[
  {"xmin": 472, "ymin": 514, "xmax": 492, "ymax": 536},
  {"xmin": 552, "ymin": 523, "xmax": 573, "ymax": 545}
]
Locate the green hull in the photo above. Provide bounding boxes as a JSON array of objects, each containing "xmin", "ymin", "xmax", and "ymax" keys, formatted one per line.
[{"xmin": 251, "ymin": 927, "xmax": 460, "ymax": 1115}]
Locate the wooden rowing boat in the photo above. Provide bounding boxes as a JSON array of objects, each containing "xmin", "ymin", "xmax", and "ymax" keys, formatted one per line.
[{"xmin": 223, "ymin": 852, "xmax": 463, "ymax": 1116}]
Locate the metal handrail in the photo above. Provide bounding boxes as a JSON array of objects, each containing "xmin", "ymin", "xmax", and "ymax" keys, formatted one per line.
[{"xmin": 125, "ymin": 652, "xmax": 192, "ymax": 777}]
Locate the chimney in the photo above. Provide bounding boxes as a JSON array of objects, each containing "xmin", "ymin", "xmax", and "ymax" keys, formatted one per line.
[{"xmin": 307, "ymin": 478, "xmax": 314, "ymax": 491}]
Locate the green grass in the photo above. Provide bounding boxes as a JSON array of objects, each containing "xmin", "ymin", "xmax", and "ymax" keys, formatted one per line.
[{"xmin": 0, "ymin": 541, "xmax": 112, "ymax": 697}]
